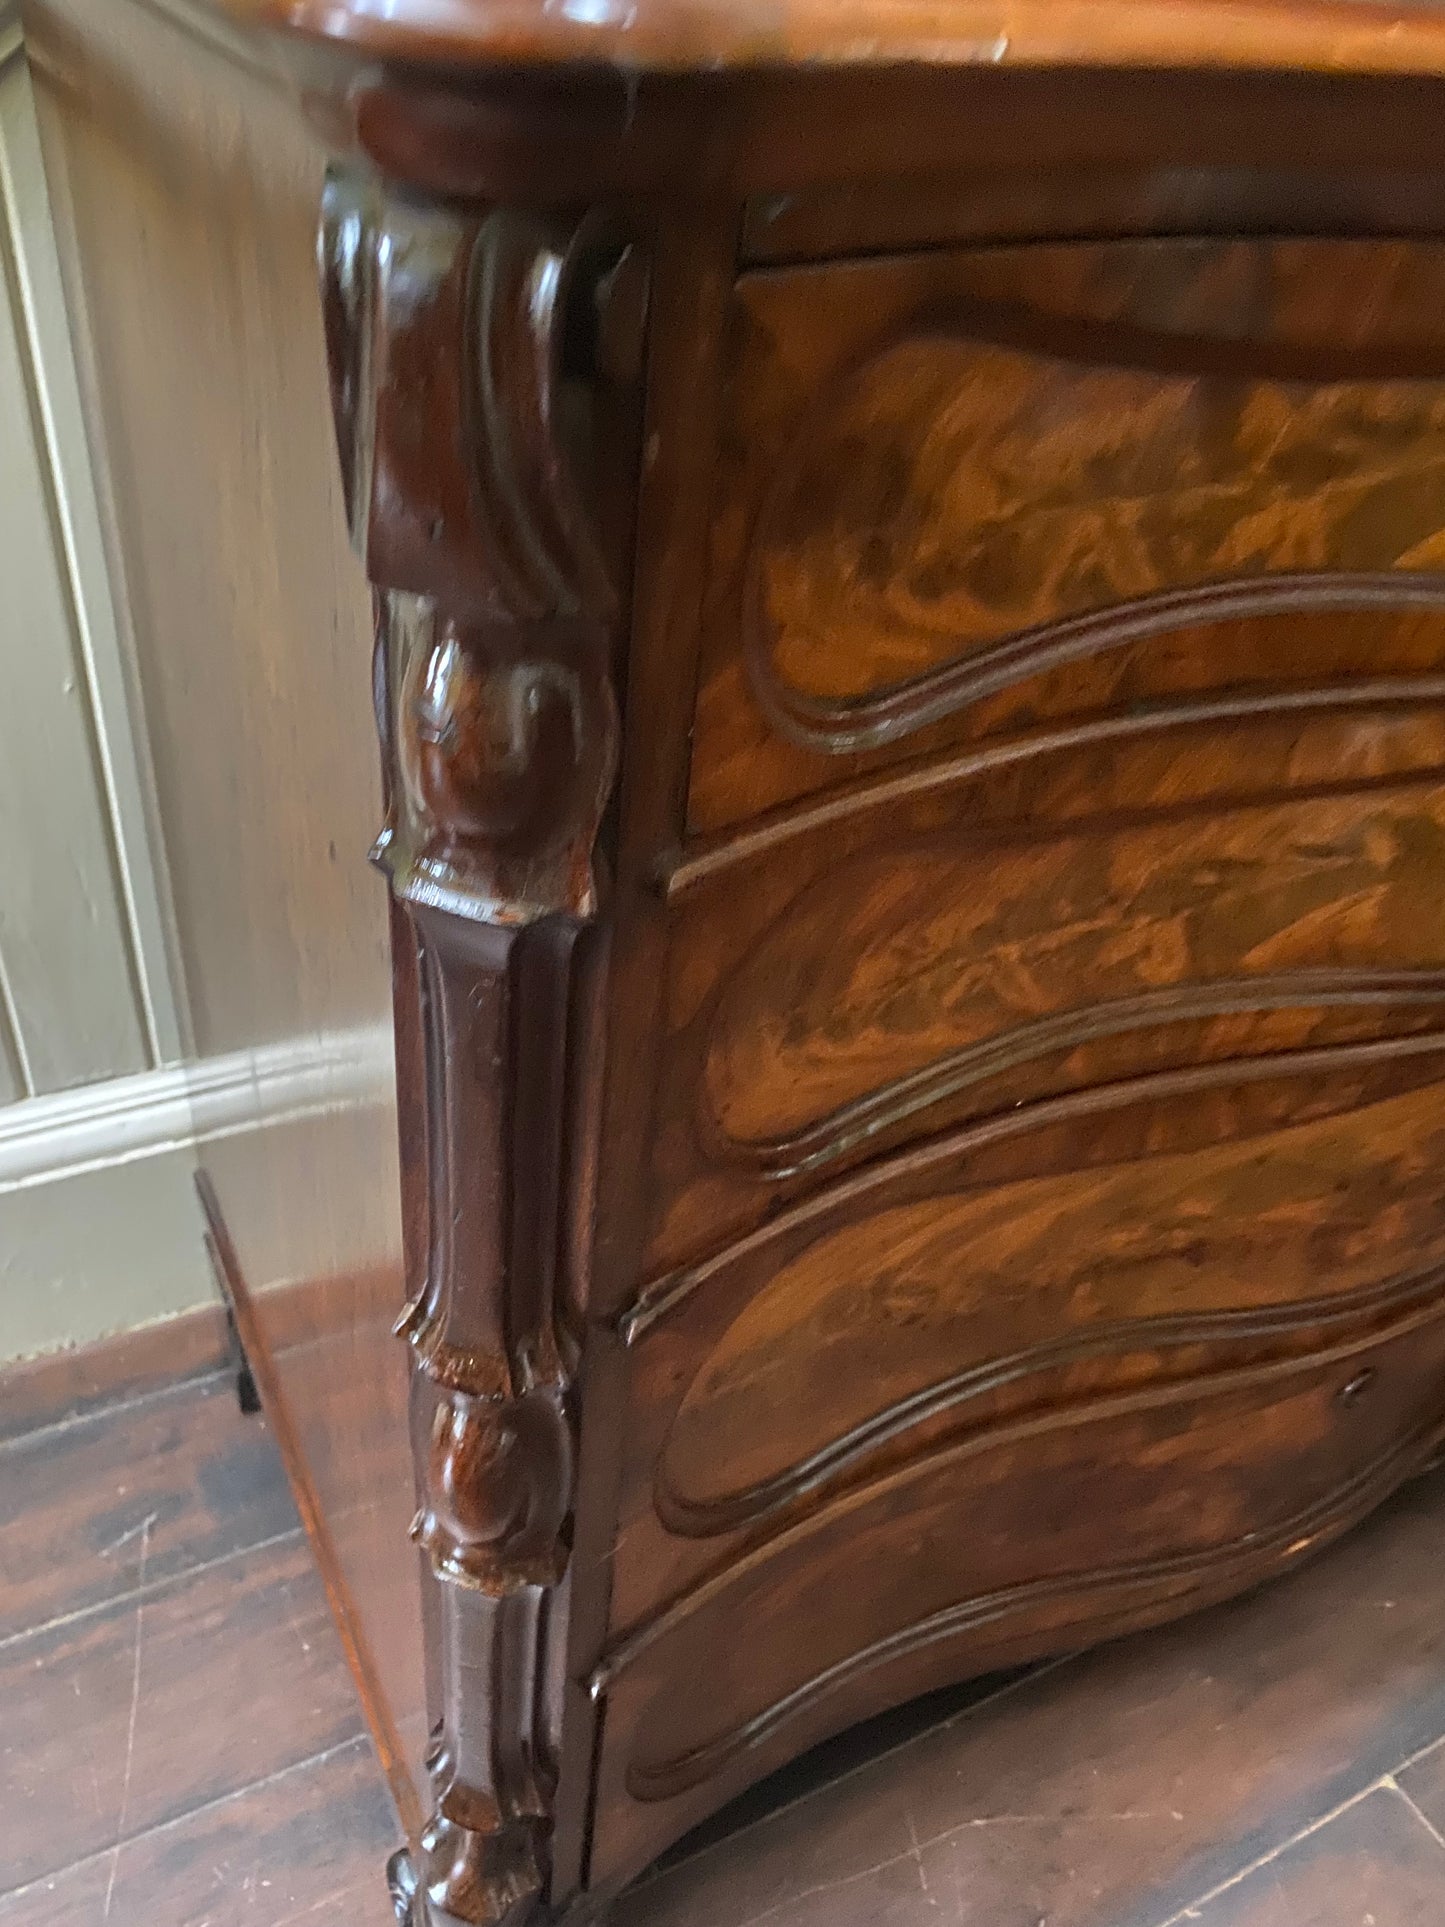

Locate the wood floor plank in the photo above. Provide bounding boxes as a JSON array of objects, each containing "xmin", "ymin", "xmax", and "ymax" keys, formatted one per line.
[
  {"xmin": 0, "ymin": 1530, "xmax": 367, "ymax": 1895},
  {"xmin": 0, "ymin": 1305, "xmax": 231, "ymax": 1445},
  {"xmin": 1166, "ymin": 1786, "xmax": 1445, "ymax": 1926},
  {"xmin": 623, "ymin": 1723, "xmax": 986, "ymax": 1927},
  {"xmin": 0, "ymin": 1372, "xmax": 299, "ymax": 1641},
  {"xmin": 1393, "ymin": 1730, "xmax": 1445, "ymax": 1833},
  {"xmin": 626, "ymin": 1469, "xmax": 1445, "ymax": 1927},
  {"xmin": 0, "ymin": 1736, "xmax": 398, "ymax": 1927}
]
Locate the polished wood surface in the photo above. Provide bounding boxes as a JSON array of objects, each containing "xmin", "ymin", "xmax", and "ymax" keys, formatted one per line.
[
  {"xmin": 597, "ymin": 1319, "xmax": 1445, "ymax": 1873},
  {"xmin": 658, "ymin": 1070, "xmax": 1445, "ymax": 1520},
  {"xmin": 219, "ymin": 0, "xmax": 1445, "ymax": 82},
  {"xmin": 40, "ymin": 0, "xmax": 1445, "ymax": 1917},
  {"xmin": 688, "ymin": 236, "xmax": 1445, "ymax": 830}
]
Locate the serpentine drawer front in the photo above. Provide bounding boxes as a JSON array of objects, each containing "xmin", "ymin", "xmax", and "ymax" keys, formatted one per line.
[
  {"xmin": 85, "ymin": 9, "xmax": 1445, "ymax": 1919},
  {"xmin": 594, "ymin": 231, "xmax": 1445, "ymax": 1877}
]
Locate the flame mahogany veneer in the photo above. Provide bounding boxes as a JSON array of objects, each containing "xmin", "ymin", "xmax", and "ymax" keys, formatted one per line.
[{"xmin": 134, "ymin": 7, "xmax": 1445, "ymax": 1919}]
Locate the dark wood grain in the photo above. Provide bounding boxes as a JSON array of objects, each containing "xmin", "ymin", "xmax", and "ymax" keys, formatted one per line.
[
  {"xmin": 0, "ymin": 1369, "xmax": 299, "ymax": 1642},
  {"xmin": 622, "ymin": 1059, "xmax": 1445, "ymax": 1568},
  {"xmin": 0, "ymin": 1304, "xmax": 230, "ymax": 1445},
  {"xmin": 0, "ymin": 1736, "xmax": 397, "ymax": 1927},
  {"xmin": 757, "ymin": 285, "xmax": 1445, "ymax": 690},
  {"xmin": 590, "ymin": 1316, "xmax": 1445, "ymax": 1885},
  {"xmin": 649, "ymin": 768, "xmax": 1445, "ymax": 1267},
  {"xmin": 657, "ymin": 1073, "xmax": 1445, "ymax": 1529},
  {"xmin": 0, "ymin": 1530, "xmax": 367, "ymax": 1892},
  {"xmin": 588, "ymin": 214, "xmax": 1445, "ymax": 1908}
]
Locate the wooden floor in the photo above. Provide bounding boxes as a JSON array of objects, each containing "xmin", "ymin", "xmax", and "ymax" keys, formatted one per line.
[
  {"xmin": 7, "ymin": 1362, "xmax": 1445, "ymax": 1925},
  {"xmin": 0, "ymin": 1360, "xmax": 398, "ymax": 1927}
]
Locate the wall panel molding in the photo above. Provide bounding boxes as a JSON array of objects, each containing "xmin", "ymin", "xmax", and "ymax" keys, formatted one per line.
[
  {"xmin": 0, "ymin": 1021, "xmax": 394, "ymax": 1191},
  {"xmin": 0, "ymin": 1023, "xmax": 395, "ymax": 1362},
  {"xmin": 0, "ymin": 44, "xmax": 187, "ymax": 1081}
]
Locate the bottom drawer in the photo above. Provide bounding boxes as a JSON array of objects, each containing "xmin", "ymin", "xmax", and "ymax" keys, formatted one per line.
[{"xmin": 588, "ymin": 1308, "xmax": 1445, "ymax": 1887}]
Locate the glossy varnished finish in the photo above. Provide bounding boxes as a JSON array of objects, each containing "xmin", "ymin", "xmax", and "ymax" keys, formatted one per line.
[
  {"xmin": 218, "ymin": 0, "xmax": 1445, "ymax": 82},
  {"xmin": 39, "ymin": 0, "xmax": 1445, "ymax": 1917},
  {"xmin": 687, "ymin": 236, "xmax": 1445, "ymax": 830},
  {"xmin": 650, "ymin": 761, "xmax": 1445, "ymax": 1266},
  {"xmin": 310, "ymin": 154, "xmax": 648, "ymax": 1926}
]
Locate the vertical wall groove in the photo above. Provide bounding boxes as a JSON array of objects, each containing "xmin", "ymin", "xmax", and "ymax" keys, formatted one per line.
[{"xmin": 0, "ymin": 41, "xmax": 186, "ymax": 1085}]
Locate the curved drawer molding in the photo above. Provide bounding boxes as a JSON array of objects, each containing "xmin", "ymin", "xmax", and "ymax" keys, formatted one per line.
[
  {"xmin": 689, "ymin": 237, "xmax": 1445, "ymax": 830},
  {"xmin": 751, "ymin": 562, "xmax": 1445, "ymax": 759},
  {"xmin": 650, "ymin": 762, "xmax": 1445, "ymax": 1271},
  {"xmin": 642, "ymin": 1049, "xmax": 1445, "ymax": 1531},
  {"xmin": 746, "ymin": 292, "xmax": 1445, "ymax": 752},
  {"xmin": 708, "ymin": 972, "xmax": 1445, "ymax": 1181},
  {"xmin": 655, "ymin": 1257, "xmax": 1445, "ymax": 1538},
  {"xmin": 669, "ymin": 682, "xmax": 1445, "ymax": 900},
  {"xmin": 750, "ymin": 504, "xmax": 1445, "ymax": 761},
  {"xmin": 634, "ymin": 1033, "xmax": 1445, "ymax": 1339},
  {"xmin": 698, "ymin": 778, "xmax": 1445, "ymax": 1166},
  {"xmin": 624, "ymin": 1405, "xmax": 1444, "ymax": 1804}
]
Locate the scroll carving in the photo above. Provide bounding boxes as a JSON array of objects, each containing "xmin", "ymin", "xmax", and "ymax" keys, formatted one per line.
[{"xmin": 319, "ymin": 167, "xmax": 643, "ymax": 1926}]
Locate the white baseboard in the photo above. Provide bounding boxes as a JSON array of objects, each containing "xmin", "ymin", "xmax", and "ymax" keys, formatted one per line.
[
  {"xmin": 0, "ymin": 1024, "xmax": 395, "ymax": 1192},
  {"xmin": 0, "ymin": 1026, "xmax": 395, "ymax": 1364}
]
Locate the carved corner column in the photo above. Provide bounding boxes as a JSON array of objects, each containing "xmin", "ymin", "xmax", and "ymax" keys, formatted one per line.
[{"xmin": 318, "ymin": 171, "xmax": 642, "ymax": 1927}]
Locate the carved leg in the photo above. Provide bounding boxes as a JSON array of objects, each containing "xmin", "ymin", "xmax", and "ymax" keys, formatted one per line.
[
  {"xmin": 389, "ymin": 1845, "xmax": 617, "ymax": 1927},
  {"xmin": 388, "ymin": 1847, "xmax": 419, "ymax": 1923},
  {"xmin": 318, "ymin": 171, "xmax": 638, "ymax": 1926}
]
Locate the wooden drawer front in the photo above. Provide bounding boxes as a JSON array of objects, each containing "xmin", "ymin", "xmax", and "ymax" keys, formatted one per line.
[
  {"xmin": 592, "ymin": 1304, "xmax": 1445, "ymax": 1884},
  {"xmin": 616, "ymin": 1050, "xmax": 1445, "ymax": 1617},
  {"xmin": 606, "ymin": 916, "xmax": 1445, "ymax": 1877},
  {"xmin": 685, "ymin": 236, "xmax": 1445, "ymax": 837},
  {"xmin": 648, "ymin": 768, "xmax": 1445, "ymax": 1272},
  {"xmin": 597, "ymin": 229, "xmax": 1445, "ymax": 1890}
]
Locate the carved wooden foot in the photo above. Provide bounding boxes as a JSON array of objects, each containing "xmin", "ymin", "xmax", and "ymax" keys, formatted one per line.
[
  {"xmin": 318, "ymin": 169, "xmax": 641, "ymax": 1927},
  {"xmin": 389, "ymin": 1848, "xmax": 614, "ymax": 1927},
  {"xmin": 387, "ymin": 1815, "xmax": 548, "ymax": 1927},
  {"xmin": 387, "ymin": 1848, "xmax": 419, "ymax": 1924}
]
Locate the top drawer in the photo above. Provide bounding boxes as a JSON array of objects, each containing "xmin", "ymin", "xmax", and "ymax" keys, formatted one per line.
[{"xmin": 685, "ymin": 236, "xmax": 1445, "ymax": 837}]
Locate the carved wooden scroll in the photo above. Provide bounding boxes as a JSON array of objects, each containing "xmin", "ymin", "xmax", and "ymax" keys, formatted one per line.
[{"xmin": 319, "ymin": 170, "xmax": 643, "ymax": 1927}]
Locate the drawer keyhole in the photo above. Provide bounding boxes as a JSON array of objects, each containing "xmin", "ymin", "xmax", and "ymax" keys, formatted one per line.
[{"xmin": 1337, "ymin": 1368, "xmax": 1377, "ymax": 1407}]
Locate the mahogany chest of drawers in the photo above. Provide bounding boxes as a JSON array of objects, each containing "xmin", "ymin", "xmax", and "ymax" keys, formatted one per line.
[{"xmin": 36, "ymin": 1, "xmax": 1445, "ymax": 1919}]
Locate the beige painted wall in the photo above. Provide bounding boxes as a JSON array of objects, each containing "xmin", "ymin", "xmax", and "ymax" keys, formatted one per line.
[
  {"xmin": 22, "ymin": 0, "xmax": 403, "ymax": 1356},
  {"xmin": 0, "ymin": 0, "xmax": 399, "ymax": 1367},
  {"xmin": 0, "ymin": 26, "xmax": 211, "ymax": 1361}
]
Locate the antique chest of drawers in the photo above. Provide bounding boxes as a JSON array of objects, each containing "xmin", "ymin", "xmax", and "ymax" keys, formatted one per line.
[{"xmin": 35, "ymin": 0, "xmax": 1445, "ymax": 1919}]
